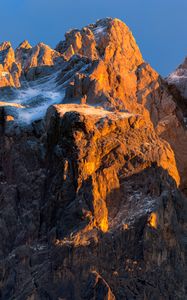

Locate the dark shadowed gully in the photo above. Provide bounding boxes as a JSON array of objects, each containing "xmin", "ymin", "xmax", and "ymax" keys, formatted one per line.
[{"xmin": 0, "ymin": 18, "xmax": 187, "ymax": 299}]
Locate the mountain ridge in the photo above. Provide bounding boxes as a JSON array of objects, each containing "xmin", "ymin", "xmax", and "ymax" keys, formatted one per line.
[
  {"xmin": 1, "ymin": 17, "xmax": 187, "ymax": 190},
  {"xmin": 0, "ymin": 17, "xmax": 187, "ymax": 299}
]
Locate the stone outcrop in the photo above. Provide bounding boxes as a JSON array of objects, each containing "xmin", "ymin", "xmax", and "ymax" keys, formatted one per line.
[
  {"xmin": 0, "ymin": 17, "xmax": 187, "ymax": 299},
  {"xmin": 0, "ymin": 40, "xmax": 64, "ymax": 87},
  {"xmin": 45, "ymin": 104, "xmax": 180, "ymax": 233},
  {"xmin": 0, "ymin": 105, "xmax": 186, "ymax": 299},
  {"xmin": 0, "ymin": 41, "xmax": 21, "ymax": 88},
  {"xmin": 16, "ymin": 42, "xmax": 63, "ymax": 72},
  {"xmin": 55, "ymin": 18, "xmax": 187, "ymax": 192}
]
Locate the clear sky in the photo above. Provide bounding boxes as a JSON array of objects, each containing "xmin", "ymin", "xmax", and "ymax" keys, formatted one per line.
[{"xmin": 1, "ymin": 0, "xmax": 187, "ymax": 76}]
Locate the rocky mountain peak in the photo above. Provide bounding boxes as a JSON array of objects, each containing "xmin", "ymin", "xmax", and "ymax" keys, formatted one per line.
[
  {"xmin": 0, "ymin": 18, "xmax": 186, "ymax": 189},
  {"xmin": 179, "ymin": 56, "xmax": 187, "ymax": 69},
  {"xmin": 17, "ymin": 40, "xmax": 32, "ymax": 50},
  {"xmin": 56, "ymin": 17, "xmax": 143, "ymax": 66},
  {"xmin": 0, "ymin": 41, "xmax": 12, "ymax": 51},
  {"xmin": 27, "ymin": 42, "xmax": 62, "ymax": 67},
  {"xmin": 0, "ymin": 18, "xmax": 187, "ymax": 299},
  {"xmin": 167, "ymin": 56, "xmax": 187, "ymax": 99}
]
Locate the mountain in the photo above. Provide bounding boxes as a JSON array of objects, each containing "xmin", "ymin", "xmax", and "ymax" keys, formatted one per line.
[
  {"xmin": 0, "ymin": 18, "xmax": 187, "ymax": 299},
  {"xmin": 167, "ymin": 57, "xmax": 187, "ymax": 131},
  {"xmin": 167, "ymin": 57, "xmax": 187, "ymax": 100}
]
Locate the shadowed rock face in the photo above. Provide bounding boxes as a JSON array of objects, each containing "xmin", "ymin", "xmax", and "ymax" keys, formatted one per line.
[
  {"xmin": 0, "ymin": 18, "xmax": 187, "ymax": 299},
  {"xmin": 0, "ymin": 105, "xmax": 186, "ymax": 299},
  {"xmin": 167, "ymin": 57, "xmax": 187, "ymax": 100},
  {"xmin": 166, "ymin": 57, "xmax": 187, "ymax": 193}
]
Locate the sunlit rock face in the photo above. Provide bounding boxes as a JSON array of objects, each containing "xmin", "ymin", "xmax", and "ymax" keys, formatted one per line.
[
  {"xmin": 0, "ymin": 18, "xmax": 187, "ymax": 299},
  {"xmin": 16, "ymin": 42, "xmax": 63, "ymax": 72},
  {"xmin": 56, "ymin": 18, "xmax": 144, "ymax": 112},
  {"xmin": 55, "ymin": 18, "xmax": 187, "ymax": 191},
  {"xmin": 45, "ymin": 104, "xmax": 179, "ymax": 233},
  {"xmin": 0, "ymin": 41, "xmax": 21, "ymax": 88},
  {"xmin": 0, "ymin": 40, "xmax": 64, "ymax": 89}
]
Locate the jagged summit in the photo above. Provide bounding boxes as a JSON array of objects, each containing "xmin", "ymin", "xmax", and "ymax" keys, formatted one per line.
[
  {"xmin": 17, "ymin": 40, "xmax": 32, "ymax": 50},
  {"xmin": 0, "ymin": 41, "xmax": 12, "ymax": 50},
  {"xmin": 0, "ymin": 17, "xmax": 187, "ymax": 189},
  {"xmin": 167, "ymin": 56, "xmax": 187, "ymax": 99},
  {"xmin": 56, "ymin": 17, "xmax": 143, "ymax": 64}
]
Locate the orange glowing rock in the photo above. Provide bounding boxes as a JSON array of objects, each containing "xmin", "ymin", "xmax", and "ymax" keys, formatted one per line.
[
  {"xmin": 148, "ymin": 212, "xmax": 158, "ymax": 229},
  {"xmin": 84, "ymin": 162, "xmax": 95, "ymax": 176},
  {"xmin": 123, "ymin": 224, "xmax": 129, "ymax": 230},
  {"xmin": 99, "ymin": 218, "xmax": 108, "ymax": 233},
  {"xmin": 55, "ymin": 18, "xmax": 185, "ymax": 190},
  {"xmin": 0, "ymin": 102, "xmax": 25, "ymax": 108},
  {"xmin": 6, "ymin": 115, "xmax": 14, "ymax": 121},
  {"xmin": 49, "ymin": 104, "xmax": 180, "ymax": 234}
]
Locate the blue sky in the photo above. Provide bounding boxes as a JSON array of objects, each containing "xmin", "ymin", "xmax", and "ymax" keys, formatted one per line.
[{"xmin": 1, "ymin": 0, "xmax": 187, "ymax": 76}]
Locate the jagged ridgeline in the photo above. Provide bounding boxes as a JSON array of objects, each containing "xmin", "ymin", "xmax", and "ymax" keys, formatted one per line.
[{"xmin": 0, "ymin": 18, "xmax": 187, "ymax": 299}]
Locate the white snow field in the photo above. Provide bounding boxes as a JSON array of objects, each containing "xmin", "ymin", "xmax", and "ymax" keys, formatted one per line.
[{"xmin": 0, "ymin": 71, "xmax": 64, "ymax": 125}]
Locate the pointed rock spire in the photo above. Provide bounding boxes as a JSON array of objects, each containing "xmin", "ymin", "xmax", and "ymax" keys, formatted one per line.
[
  {"xmin": 0, "ymin": 41, "xmax": 12, "ymax": 51},
  {"xmin": 17, "ymin": 40, "xmax": 32, "ymax": 50}
]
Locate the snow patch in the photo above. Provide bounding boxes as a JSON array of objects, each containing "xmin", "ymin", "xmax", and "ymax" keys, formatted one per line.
[
  {"xmin": 17, "ymin": 91, "xmax": 63, "ymax": 124},
  {"xmin": 94, "ymin": 26, "xmax": 105, "ymax": 35},
  {"xmin": 0, "ymin": 71, "xmax": 64, "ymax": 125},
  {"xmin": 54, "ymin": 104, "xmax": 133, "ymax": 120},
  {"xmin": 30, "ymin": 244, "xmax": 47, "ymax": 251},
  {"xmin": 168, "ymin": 71, "xmax": 187, "ymax": 83},
  {"xmin": 167, "ymin": 66, "xmax": 187, "ymax": 99},
  {"xmin": 93, "ymin": 25, "xmax": 106, "ymax": 40}
]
